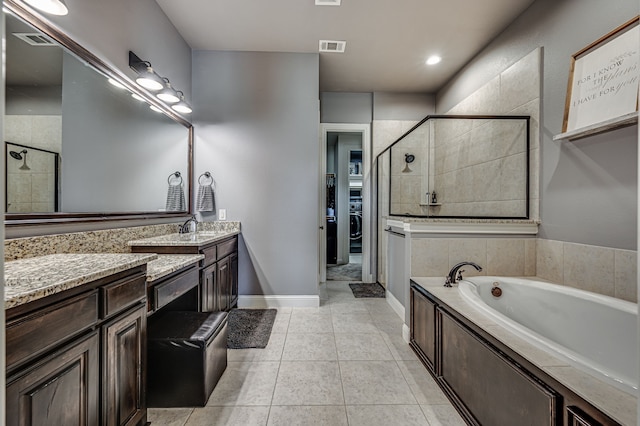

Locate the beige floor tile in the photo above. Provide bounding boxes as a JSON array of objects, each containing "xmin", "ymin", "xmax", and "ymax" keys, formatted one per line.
[
  {"xmin": 332, "ymin": 313, "xmax": 379, "ymax": 334},
  {"xmin": 287, "ymin": 313, "xmax": 334, "ymax": 333},
  {"xmin": 420, "ymin": 404, "xmax": 467, "ymax": 426},
  {"xmin": 364, "ymin": 299, "xmax": 399, "ymax": 315},
  {"xmin": 206, "ymin": 362, "xmax": 279, "ymax": 406},
  {"xmin": 228, "ymin": 333, "xmax": 286, "ymax": 362},
  {"xmin": 281, "ymin": 333, "xmax": 338, "ymax": 361},
  {"xmin": 397, "ymin": 360, "xmax": 449, "ymax": 404},
  {"xmin": 147, "ymin": 408, "xmax": 193, "ymax": 426},
  {"xmin": 381, "ymin": 334, "xmax": 419, "ymax": 361},
  {"xmin": 339, "ymin": 360, "xmax": 417, "ymax": 405},
  {"xmin": 346, "ymin": 405, "xmax": 430, "ymax": 426},
  {"xmin": 267, "ymin": 406, "xmax": 348, "ymax": 426},
  {"xmin": 271, "ymin": 361, "xmax": 344, "ymax": 405},
  {"xmin": 329, "ymin": 299, "xmax": 370, "ymax": 314},
  {"xmin": 334, "ymin": 333, "xmax": 394, "ymax": 360},
  {"xmin": 186, "ymin": 406, "xmax": 269, "ymax": 426},
  {"xmin": 270, "ymin": 314, "xmax": 291, "ymax": 334}
]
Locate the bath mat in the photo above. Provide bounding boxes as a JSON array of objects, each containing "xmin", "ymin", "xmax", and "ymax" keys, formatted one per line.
[
  {"xmin": 349, "ymin": 283, "xmax": 386, "ymax": 298},
  {"xmin": 227, "ymin": 308, "xmax": 277, "ymax": 349}
]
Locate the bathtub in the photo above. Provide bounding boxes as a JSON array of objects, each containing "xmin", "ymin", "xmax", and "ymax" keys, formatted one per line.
[{"xmin": 458, "ymin": 276, "xmax": 638, "ymax": 395}]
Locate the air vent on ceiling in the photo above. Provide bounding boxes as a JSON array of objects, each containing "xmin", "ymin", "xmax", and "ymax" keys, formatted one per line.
[
  {"xmin": 319, "ymin": 40, "xmax": 346, "ymax": 53},
  {"xmin": 315, "ymin": 0, "xmax": 341, "ymax": 5},
  {"xmin": 13, "ymin": 32, "xmax": 56, "ymax": 46}
]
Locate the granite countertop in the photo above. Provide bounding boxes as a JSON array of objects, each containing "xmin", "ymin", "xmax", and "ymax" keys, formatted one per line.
[
  {"xmin": 411, "ymin": 277, "xmax": 637, "ymax": 426},
  {"xmin": 5, "ymin": 253, "xmax": 158, "ymax": 309},
  {"xmin": 146, "ymin": 254, "xmax": 204, "ymax": 283},
  {"xmin": 128, "ymin": 230, "xmax": 239, "ymax": 248}
]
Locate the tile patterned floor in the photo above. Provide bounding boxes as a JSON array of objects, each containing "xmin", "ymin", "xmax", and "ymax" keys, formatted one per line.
[{"xmin": 148, "ymin": 281, "xmax": 466, "ymax": 426}]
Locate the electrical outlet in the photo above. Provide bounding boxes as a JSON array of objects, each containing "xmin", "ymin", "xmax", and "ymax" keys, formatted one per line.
[{"xmin": 218, "ymin": 209, "xmax": 226, "ymax": 220}]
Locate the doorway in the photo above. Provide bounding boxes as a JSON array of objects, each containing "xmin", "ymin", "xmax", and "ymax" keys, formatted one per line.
[{"xmin": 319, "ymin": 123, "xmax": 372, "ymax": 283}]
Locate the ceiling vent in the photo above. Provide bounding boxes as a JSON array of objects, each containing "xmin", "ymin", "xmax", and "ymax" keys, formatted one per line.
[
  {"xmin": 315, "ymin": 0, "xmax": 341, "ymax": 5},
  {"xmin": 13, "ymin": 32, "xmax": 56, "ymax": 46},
  {"xmin": 319, "ymin": 40, "xmax": 346, "ymax": 53}
]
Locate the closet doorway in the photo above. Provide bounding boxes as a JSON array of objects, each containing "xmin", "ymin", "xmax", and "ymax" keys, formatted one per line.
[{"xmin": 319, "ymin": 124, "xmax": 372, "ymax": 283}]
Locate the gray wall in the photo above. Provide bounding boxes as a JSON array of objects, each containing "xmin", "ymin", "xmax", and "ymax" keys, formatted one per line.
[
  {"xmin": 43, "ymin": 0, "xmax": 192, "ymax": 100},
  {"xmin": 373, "ymin": 92, "xmax": 435, "ymax": 121},
  {"xmin": 192, "ymin": 50, "xmax": 320, "ymax": 298},
  {"xmin": 61, "ymin": 53, "xmax": 189, "ymax": 212},
  {"xmin": 6, "ymin": 86, "xmax": 61, "ymax": 115},
  {"xmin": 320, "ymin": 92, "xmax": 372, "ymax": 124},
  {"xmin": 436, "ymin": 0, "xmax": 638, "ymax": 250}
]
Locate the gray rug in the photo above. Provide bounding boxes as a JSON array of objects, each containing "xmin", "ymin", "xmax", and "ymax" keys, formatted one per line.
[
  {"xmin": 349, "ymin": 283, "xmax": 386, "ymax": 298},
  {"xmin": 227, "ymin": 309, "xmax": 277, "ymax": 349},
  {"xmin": 327, "ymin": 262, "xmax": 362, "ymax": 281}
]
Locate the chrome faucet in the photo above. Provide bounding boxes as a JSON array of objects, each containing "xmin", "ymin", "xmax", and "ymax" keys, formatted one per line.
[
  {"xmin": 179, "ymin": 215, "xmax": 198, "ymax": 234},
  {"xmin": 444, "ymin": 261, "xmax": 482, "ymax": 287}
]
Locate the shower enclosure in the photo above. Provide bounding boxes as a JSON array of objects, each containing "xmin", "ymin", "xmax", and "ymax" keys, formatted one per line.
[{"xmin": 5, "ymin": 141, "xmax": 59, "ymax": 212}]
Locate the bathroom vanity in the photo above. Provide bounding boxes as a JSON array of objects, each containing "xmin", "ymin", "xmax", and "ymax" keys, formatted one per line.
[
  {"xmin": 129, "ymin": 232, "xmax": 239, "ymax": 313},
  {"xmin": 5, "ymin": 253, "xmax": 156, "ymax": 426},
  {"xmin": 410, "ymin": 279, "xmax": 633, "ymax": 426}
]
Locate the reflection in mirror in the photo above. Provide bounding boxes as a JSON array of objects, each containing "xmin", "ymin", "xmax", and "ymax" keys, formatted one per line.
[
  {"xmin": 4, "ymin": 10, "xmax": 191, "ymax": 217},
  {"xmin": 381, "ymin": 115, "xmax": 530, "ymax": 219}
]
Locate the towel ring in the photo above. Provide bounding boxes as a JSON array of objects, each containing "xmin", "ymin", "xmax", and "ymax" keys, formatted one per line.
[
  {"xmin": 167, "ymin": 171, "xmax": 183, "ymax": 185},
  {"xmin": 198, "ymin": 172, "xmax": 214, "ymax": 186}
]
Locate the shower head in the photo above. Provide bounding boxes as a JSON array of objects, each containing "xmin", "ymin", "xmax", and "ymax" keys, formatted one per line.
[{"xmin": 9, "ymin": 150, "xmax": 26, "ymax": 160}]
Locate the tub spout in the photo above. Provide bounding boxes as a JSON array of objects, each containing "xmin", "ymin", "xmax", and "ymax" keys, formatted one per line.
[{"xmin": 445, "ymin": 261, "xmax": 482, "ymax": 287}]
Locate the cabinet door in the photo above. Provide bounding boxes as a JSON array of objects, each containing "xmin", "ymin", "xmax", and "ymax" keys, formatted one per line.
[
  {"xmin": 410, "ymin": 287, "xmax": 436, "ymax": 370},
  {"xmin": 200, "ymin": 263, "xmax": 217, "ymax": 312},
  {"xmin": 217, "ymin": 256, "xmax": 231, "ymax": 311},
  {"xmin": 6, "ymin": 331, "xmax": 100, "ymax": 426},
  {"xmin": 230, "ymin": 254, "xmax": 238, "ymax": 309},
  {"xmin": 440, "ymin": 310, "xmax": 557, "ymax": 426},
  {"xmin": 102, "ymin": 304, "xmax": 146, "ymax": 426}
]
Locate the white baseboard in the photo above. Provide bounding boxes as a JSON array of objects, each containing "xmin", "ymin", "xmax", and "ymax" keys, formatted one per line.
[
  {"xmin": 238, "ymin": 295, "xmax": 320, "ymax": 308},
  {"xmin": 385, "ymin": 290, "xmax": 405, "ymax": 320},
  {"xmin": 402, "ymin": 324, "xmax": 410, "ymax": 343}
]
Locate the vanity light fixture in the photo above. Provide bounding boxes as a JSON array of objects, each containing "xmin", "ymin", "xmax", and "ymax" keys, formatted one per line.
[
  {"xmin": 157, "ymin": 78, "xmax": 180, "ymax": 104},
  {"xmin": 426, "ymin": 55, "xmax": 442, "ymax": 65},
  {"xmin": 171, "ymin": 91, "xmax": 192, "ymax": 114},
  {"xmin": 129, "ymin": 51, "xmax": 163, "ymax": 91},
  {"xmin": 24, "ymin": 0, "xmax": 68, "ymax": 16}
]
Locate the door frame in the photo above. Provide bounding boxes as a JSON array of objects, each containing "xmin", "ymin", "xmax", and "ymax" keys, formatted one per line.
[{"xmin": 319, "ymin": 123, "xmax": 373, "ymax": 283}]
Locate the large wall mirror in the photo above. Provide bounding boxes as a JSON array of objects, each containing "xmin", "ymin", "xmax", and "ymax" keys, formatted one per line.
[{"xmin": 4, "ymin": 2, "xmax": 193, "ymax": 225}]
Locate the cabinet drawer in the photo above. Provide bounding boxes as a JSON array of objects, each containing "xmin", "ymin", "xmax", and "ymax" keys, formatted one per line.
[
  {"xmin": 216, "ymin": 237, "xmax": 237, "ymax": 260},
  {"xmin": 152, "ymin": 268, "xmax": 199, "ymax": 311},
  {"xmin": 6, "ymin": 290, "xmax": 99, "ymax": 371},
  {"xmin": 201, "ymin": 245, "xmax": 217, "ymax": 267},
  {"xmin": 101, "ymin": 272, "xmax": 146, "ymax": 318}
]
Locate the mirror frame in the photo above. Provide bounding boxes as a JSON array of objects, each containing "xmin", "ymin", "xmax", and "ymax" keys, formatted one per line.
[{"xmin": 3, "ymin": 0, "xmax": 194, "ymax": 227}]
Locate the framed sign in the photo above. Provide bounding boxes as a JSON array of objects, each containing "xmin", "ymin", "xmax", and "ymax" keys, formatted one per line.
[{"xmin": 562, "ymin": 16, "xmax": 639, "ymax": 133}]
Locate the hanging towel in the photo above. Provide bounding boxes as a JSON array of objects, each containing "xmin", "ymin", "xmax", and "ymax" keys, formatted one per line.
[
  {"xmin": 196, "ymin": 183, "xmax": 215, "ymax": 212},
  {"xmin": 166, "ymin": 182, "xmax": 186, "ymax": 211}
]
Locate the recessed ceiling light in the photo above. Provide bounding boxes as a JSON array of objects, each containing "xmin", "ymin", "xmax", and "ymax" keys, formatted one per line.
[
  {"xmin": 315, "ymin": 0, "xmax": 341, "ymax": 5},
  {"xmin": 426, "ymin": 55, "xmax": 442, "ymax": 65}
]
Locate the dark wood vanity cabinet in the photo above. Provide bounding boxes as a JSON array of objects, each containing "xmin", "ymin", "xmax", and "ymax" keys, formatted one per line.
[
  {"xmin": 6, "ymin": 267, "xmax": 148, "ymax": 426},
  {"xmin": 132, "ymin": 235, "xmax": 239, "ymax": 313}
]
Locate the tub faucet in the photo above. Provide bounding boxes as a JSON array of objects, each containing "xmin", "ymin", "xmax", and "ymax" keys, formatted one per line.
[
  {"xmin": 445, "ymin": 261, "xmax": 482, "ymax": 287},
  {"xmin": 179, "ymin": 215, "xmax": 198, "ymax": 234}
]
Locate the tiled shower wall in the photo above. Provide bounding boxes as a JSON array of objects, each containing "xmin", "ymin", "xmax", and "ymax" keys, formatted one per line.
[
  {"xmin": 409, "ymin": 236, "xmax": 637, "ymax": 303},
  {"xmin": 5, "ymin": 115, "xmax": 62, "ymax": 213},
  {"xmin": 444, "ymin": 48, "xmax": 541, "ymax": 221}
]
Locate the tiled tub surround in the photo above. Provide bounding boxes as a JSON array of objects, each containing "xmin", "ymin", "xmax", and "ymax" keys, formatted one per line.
[
  {"xmin": 409, "ymin": 235, "xmax": 637, "ymax": 303},
  {"xmin": 411, "ymin": 277, "xmax": 637, "ymax": 426},
  {"xmin": 4, "ymin": 253, "xmax": 157, "ymax": 309},
  {"xmin": 4, "ymin": 221, "xmax": 241, "ymax": 261},
  {"xmin": 536, "ymin": 238, "xmax": 637, "ymax": 303}
]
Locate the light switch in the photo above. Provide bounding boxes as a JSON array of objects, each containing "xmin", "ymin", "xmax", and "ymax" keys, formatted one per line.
[{"xmin": 218, "ymin": 209, "xmax": 226, "ymax": 220}]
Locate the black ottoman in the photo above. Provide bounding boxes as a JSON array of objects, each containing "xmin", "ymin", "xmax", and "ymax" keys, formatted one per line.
[{"xmin": 147, "ymin": 311, "xmax": 228, "ymax": 407}]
